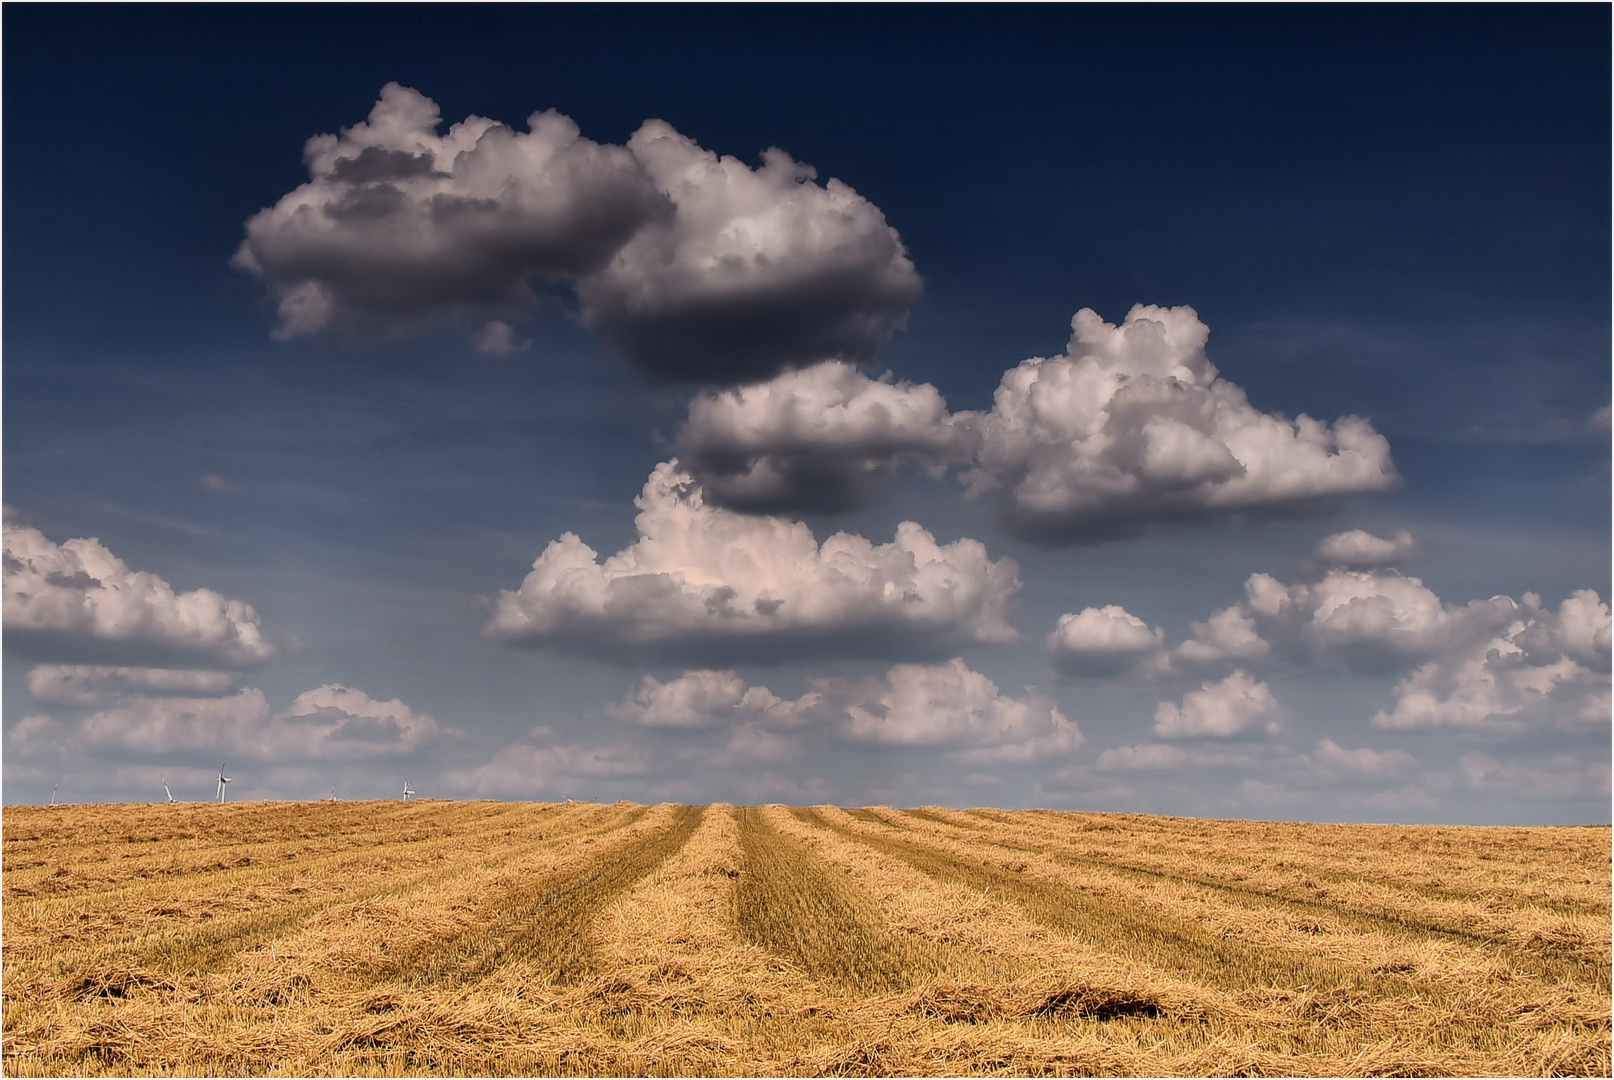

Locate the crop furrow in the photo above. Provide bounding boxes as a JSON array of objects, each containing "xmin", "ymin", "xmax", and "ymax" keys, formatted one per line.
[
  {"xmin": 936, "ymin": 808, "xmax": 1611, "ymax": 983},
  {"xmin": 734, "ymin": 806, "xmax": 985, "ymax": 993},
  {"xmin": 401, "ymin": 804, "xmax": 704, "ymax": 987},
  {"xmin": 813, "ymin": 807, "xmax": 1365, "ymax": 993},
  {"xmin": 121, "ymin": 804, "xmax": 638, "ymax": 976}
]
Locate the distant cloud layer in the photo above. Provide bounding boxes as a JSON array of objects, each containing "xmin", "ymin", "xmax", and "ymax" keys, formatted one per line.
[
  {"xmin": 2, "ymin": 522, "xmax": 278, "ymax": 670},
  {"xmin": 1049, "ymin": 529, "xmax": 1612, "ymax": 735},
  {"xmin": 612, "ymin": 658, "xmax": 1082, "ymax": 763},
  {"xmin": 669, "ymin": 306, "xmax": 1398, "ymax": 542},
  {"xmin": 484, "ymin": 461, "xmax": 1019, "ymax": 663},
  {"xmin": 4, "ymin": 521, "xmax": 449, "ymax": 769},
  {"xmin": 12, "ymin": 684, "xmax": 449, "ymax": 763},
  {"xmin": 236, "ymin": 84, "xmax": 919, "ymax": 384}
]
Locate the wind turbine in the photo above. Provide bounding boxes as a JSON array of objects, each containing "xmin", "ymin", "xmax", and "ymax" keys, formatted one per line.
[
  {"xmin": 402, "ymin": 780, "xmax": 415, "ymax": 802},
  {"xmin": 49, "ymin": 784, "xmax": 58, "ymax": 807},
  {"xmin": 216, "ymin": 760, "xmax": 232, "ymax": 804},
  {"xmin": 161, "ymin": 776, "xmax": 175, "ymax": 803}
]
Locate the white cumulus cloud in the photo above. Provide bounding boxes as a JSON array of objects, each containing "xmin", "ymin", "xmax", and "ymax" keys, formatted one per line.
[
  {"xmin": 674, "ymin": 361, "xmax": 972, "ymax": 513},
  {"xmin": 1153, "ymin": 670, "xmax": 1282, "ymax": 739},
  {"xmin": 270, "ymin": 684, "xmax": 450, "ymax": 758},
  {"xmin": 610, "ymin": 669, "xmax": 807, "ymax": 730},
  {"xmin": 1372, "ymin": 591, "xmax": 1611, "ymax": 732},
  {"xmin": 961, "ymin": 305, "xmax": 1397, "ymax": 543},
  {"xmin": 1171, "ymin": 605, "xmax": 1271, "ymax": 668},
  {"xmin": 1046, "ymin": 604, "xmax": 1167, "ymax": 677},
  {"xmin": 484, "ymin": 461, "xmax": 1019, "ymax": 663},
  {"xmin": 3, "ymin": 522, "xmax": 278, "ymax": 670}
]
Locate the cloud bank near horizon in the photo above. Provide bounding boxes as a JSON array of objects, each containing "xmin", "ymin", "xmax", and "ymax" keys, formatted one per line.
[{"xmin": 1046, "ymin": 528, "xmax": 1611, "ymax": 739}]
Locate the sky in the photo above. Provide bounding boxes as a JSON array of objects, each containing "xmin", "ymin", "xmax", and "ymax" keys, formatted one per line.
[{"xmin": 3, "ymin": 5, "xmax": 1609, "ymax": 823}]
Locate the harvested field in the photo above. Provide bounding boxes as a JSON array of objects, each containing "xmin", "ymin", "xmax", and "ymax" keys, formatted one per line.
[{"xmin": 3, "ymin": 801, "xmax": 1608, "ymax": 1077}]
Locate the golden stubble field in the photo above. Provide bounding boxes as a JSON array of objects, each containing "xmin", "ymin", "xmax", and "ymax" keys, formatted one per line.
[{"xmin": 1, "ymin": 800, "xmax": 1608, "ymax": 1077}]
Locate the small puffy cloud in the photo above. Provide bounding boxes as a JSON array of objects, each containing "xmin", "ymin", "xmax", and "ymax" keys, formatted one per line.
[
  {"xmin": 237, "ymin": 86, "xmax": 920, "ymax": 385},
  {"xmin": 1311, "ymin": 738, "xmax": 1417, "ymax": 780},
  {"xmin": 270, "ymin": 684, "xmax": 449, "ymax": 758},
  {"xmin": 841, "ymin": 659, "xmax": 1081, "ymax": 759},
  {"xmin": 674, "ymin": 361, "xmax": 972, "ymax": 514},
  {"xmin": 611, "ymin": 659, "xmax": 1080, "ymax": 761},
  {"xmin": 3, "ymin": 523, "xmax": 278, "ymax": 669},
  {"xmin": 1311, "ymin": 528, "xmax": 1421, "ymax": 568},
  {"xmin": 234, "ymin": 83, "xmax": 666, "ymax": 340},
  {"xmin": 578, "ymin": 121, "xmax": 921, "ymax": 384},
  {"xmin": 1171, "ymin": 605, "xmax": 1270, "ymax": 668},
  {"xmin": 610, "ymin": 669, "xmax": 809, "ymax": 730},
  {"xmin": 26, "ymin": 664, "xmax": 239, "ymax": 707},
  {"xmin": 9, "ymin": 714, "xmax": 67, "ymax": 757},
  {"xmin": 12, "ymin": 684, "xmax": 447, "ymax": 762},
  {"xmin": 1046, "ymin": 602, "xmax": 1268, "ymax": 681},
  {"xmin": 472, "ymin": 320, "xmax": 525, "ymax": 355},
  {"xmin": 1153, "ymin": 670, "xmax": 1282, "ymax": 739},
  {"xmin": 1046, "ymin": 605, "xmax": 1166, "ymax": 677},
  {"xmin": 961, "ymin": 305, "xmax": 1397, "ymax": 543},
  {"xmin": 484, "ymin": 461, "xmax": 1019, "ymax": 664},
  {"xmin": 199, "ymin": 473, "xmax": 241, "ymax": 495}
]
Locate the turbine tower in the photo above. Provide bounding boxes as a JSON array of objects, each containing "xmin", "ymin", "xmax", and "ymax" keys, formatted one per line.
[
  {"xmin": 161, "ymin": 776, "xmax": 175, "ymax": 803},
  {"xmin": 216, "ymin": 760, "xmax": 232, "ymax": 804},
  {"xmin": 402, "ymin": 779, "xmax": 415, "ymax": 802},
  {"xmin": 49, "ymin": 784, "xmax": 58, "ymax": 807}
]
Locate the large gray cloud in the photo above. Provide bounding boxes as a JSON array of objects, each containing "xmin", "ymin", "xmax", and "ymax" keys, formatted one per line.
[
  {"xmin": 576, "ymin": 122, "xmax": 920, "ymax": 383},
  {"xmin": 236, "ymin": 85, "xmax": 920, "ymax": 384},
  {"xmin": 235, "ymin": 84, "xmax": 667, "ymax": 337},
  {"xmin": 3, "ymin": 522, "xmax": 279, "ymax": 670},
  {"xmin": 483, "ymin": 461, "xmax": 1020, "ymax": 664},
  {"xmin": 674, "ymin": 361, "xmax": 973, "ymax": 513}
]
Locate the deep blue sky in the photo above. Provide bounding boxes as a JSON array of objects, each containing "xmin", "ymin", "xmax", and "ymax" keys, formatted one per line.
[{"xmin": 5, "ymin": 5, "xmax": 1608, "ymax": 821}]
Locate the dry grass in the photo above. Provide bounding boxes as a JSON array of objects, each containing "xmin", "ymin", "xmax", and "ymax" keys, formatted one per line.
[{"xmin": 3, "ymin": 800, "xmax": 1607, "ymax": 1076}]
